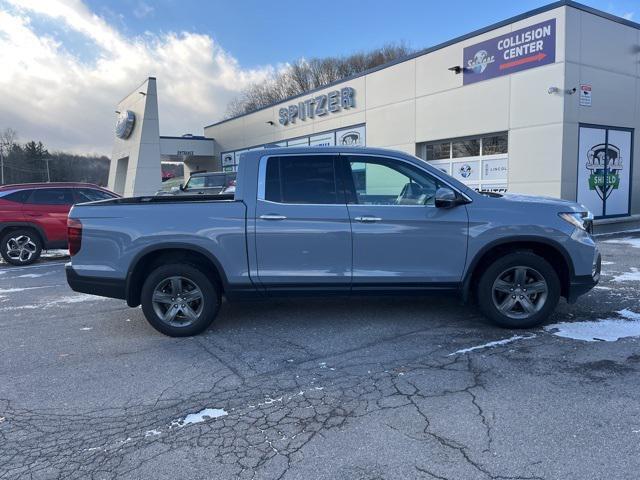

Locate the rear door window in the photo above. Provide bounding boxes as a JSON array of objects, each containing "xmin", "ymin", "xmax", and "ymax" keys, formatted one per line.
[
  {"xmin": 27, "ymin": 188, "xmax": 74, "ymax": 205},
  {"xmin": 264, "ymin": 156, "xmax": 342, "ymax": 204}
]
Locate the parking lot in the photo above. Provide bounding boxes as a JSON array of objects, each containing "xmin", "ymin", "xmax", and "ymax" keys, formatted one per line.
[{"xmin": 0, "ymin": 235, "xmax": 639, "ymax": 480}]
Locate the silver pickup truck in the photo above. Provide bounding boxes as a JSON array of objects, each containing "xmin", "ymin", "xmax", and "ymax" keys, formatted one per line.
[{"xmin": 66, "ymin": 147, "xmax": 600, "ymax": 337}]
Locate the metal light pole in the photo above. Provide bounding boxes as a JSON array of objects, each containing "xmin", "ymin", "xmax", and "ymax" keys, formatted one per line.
[{"xmin": 45, "ymin": 157, "xmax": 50, "ymax": 182}]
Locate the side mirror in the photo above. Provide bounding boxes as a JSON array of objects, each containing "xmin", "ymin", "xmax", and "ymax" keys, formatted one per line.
[
  {"xmin": 179, "ymin": 183, "xmax": 184, "ymax": 191},
  {"xmin": 435, "ymin": 187, "xmax": 458, "ymax": 208}
]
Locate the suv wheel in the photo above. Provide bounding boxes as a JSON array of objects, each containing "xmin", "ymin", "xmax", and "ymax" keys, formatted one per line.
[
  {"xmin": 141, "ymin": 263, "xmax": 221, "ymax": 337},
  {"xmin": 0, "ymin": 229, "xmax": 43, "ymax": 266},
  {"xmin": 477, "ymin": 252, "xmax": 560, "ymax": 329}
]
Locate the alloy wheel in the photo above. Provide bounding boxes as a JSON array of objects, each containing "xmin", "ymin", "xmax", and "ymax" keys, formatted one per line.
[
  {"xmin": 491, "ymin": 266, "xmax": 548, "ymax": 320},
  {"xmin": 151, "ymin": 276, "xmax": 204, "ymax": 327},
  {"xmin": 6, "ymin": 235, "xmax": 37, "ymax": 264}
]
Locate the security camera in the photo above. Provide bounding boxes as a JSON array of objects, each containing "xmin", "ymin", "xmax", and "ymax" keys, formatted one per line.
[{"xmin": 565, "ymin": 87, "xmax": 577, "ymax": 95}]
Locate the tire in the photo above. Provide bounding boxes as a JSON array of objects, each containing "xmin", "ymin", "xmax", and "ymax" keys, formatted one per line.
[
  {"xmin": 140, "ymin": 263, "xmax": 221, "ymax": 337},
  {"xmin": 477, "ymin": 251, "xmax": 560, "ymax": 329},
  {"xmin": 0, "ymin": 228, "xmax": 43, "ymax": 266}
]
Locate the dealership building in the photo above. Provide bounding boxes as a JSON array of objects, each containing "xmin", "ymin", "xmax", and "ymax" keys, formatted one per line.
[{"xmin": 111, "ymin": 0, "xmax": 639, "ymax": 219}]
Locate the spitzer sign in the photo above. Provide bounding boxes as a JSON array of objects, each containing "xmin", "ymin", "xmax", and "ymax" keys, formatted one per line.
[{"xmin": 463, "ymin": 19, "xmax": 556, "ymax": 85}]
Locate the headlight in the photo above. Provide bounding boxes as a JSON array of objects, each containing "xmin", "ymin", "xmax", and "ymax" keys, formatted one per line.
[{"xmin": 559, "ymin": 211, "xmax": 593, "ymax": 232}]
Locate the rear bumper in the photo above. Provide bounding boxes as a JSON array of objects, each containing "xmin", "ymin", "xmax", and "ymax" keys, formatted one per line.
[
  {"xmin": 566, "ymin": 253, "xmax": 601, "ymax": 303},
  {"xmin": 65, "ymin": 264, "xmax": 126, "ymax": 300}
]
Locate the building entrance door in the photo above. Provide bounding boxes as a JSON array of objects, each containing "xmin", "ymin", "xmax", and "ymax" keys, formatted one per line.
[{"xmin": 577, "ymin": 125, "xmax": 633, "ymax": 218}]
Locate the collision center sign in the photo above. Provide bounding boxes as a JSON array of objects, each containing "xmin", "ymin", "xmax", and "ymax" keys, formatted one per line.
[{"xmin": 463, "ymin": 19, "xmax": 556, "ymax": 85}]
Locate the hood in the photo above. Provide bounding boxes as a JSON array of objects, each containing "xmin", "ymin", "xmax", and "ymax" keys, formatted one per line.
[{"xmin": 497, "ymin": 193, "xmax": 587, "ymax": 212}]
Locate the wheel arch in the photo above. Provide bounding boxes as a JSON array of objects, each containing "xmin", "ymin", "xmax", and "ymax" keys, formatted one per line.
[
  {"xmin": 463, "ymin": 236, "xmax": 573, "ymax": 302},
  {"xmin": 0, "ymin": 222, "xmax": 48, "ymax": 245},
  {"xmin": 125, "ymin": 244, "xmax": 228, "ymax": 307}
]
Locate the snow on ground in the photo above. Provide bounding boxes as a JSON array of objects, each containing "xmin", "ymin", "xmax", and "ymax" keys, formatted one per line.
[
  {"xmin": 2, "ymin": 293, "xmax": 110, "ymax": 311},
  {"xmin": 545, "ymin": 310, "xmax": 640, "ymax": 342},
  {"xmin": 40, "ymin": 249, "xmax": 70, "ymax": 258},
  {"xmin": 612, "ymin": 267, "xmax": 640, "ymax": 283},
  {"xmin": 448, "ymin": 335, "xmax": 537, "ymax": 356},
  {"xmin": 0, "ymin": 286, "xmax": 53, "ymax": 294},
  {"xmin": 171, "ymin": 408, "xmax": 228, "ymax": 428},
  {"xmin": 15, "ymin": 272, "xmax": 52, "ymax": 278},
  {"xmin": 603, "ymin": 237, "xmax": 640, "ymax": 249}
]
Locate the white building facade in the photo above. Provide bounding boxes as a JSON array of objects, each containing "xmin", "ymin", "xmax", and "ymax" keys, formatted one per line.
[{"xmin": 204, "ymin": 1, "xmax": 640, "ymax": 219}]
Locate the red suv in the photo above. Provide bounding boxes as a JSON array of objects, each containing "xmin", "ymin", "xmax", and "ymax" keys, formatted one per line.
[{"xmin": 0, "ymin": 183, "xmax": 118, "ymax": 266}]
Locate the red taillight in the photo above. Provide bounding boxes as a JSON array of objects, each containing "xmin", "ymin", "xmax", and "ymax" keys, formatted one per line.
[{"xmin": 67, "ymin": 218, "xmax": 82, "ymax": 256}]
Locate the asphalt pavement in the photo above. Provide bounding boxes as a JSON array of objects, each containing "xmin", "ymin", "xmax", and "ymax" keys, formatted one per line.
[{"xmin": 0, "ymin": 236, "xmax": 639, "ymax": 480}]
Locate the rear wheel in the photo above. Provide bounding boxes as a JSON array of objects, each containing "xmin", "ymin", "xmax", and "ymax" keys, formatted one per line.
[
  {"xmin": 0, "ymin": 229, "xmax": 42, "ymax": 266},
  {"xmin": 141, "ymin": 263, "xmax": 220, "ymax": 337},
  {"xmin": 477, "ymin": 252, "xmax": 560, "ymax": 329}
]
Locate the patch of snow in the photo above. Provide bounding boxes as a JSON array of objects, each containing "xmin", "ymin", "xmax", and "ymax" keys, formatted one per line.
[
  {"xmin": 448, "ymin": 335, "xmax": 536, "ymax": 356},
  {"xmin": 145, "ymin": 429, "xmax": 161, "ymax": 437},
  {"xmin": 601, "ymin": 261, "xmax": 615, "ymax": 265},
  {"xmin": 40, "ymin": 249, "xmax": 70, "ymax": 258},
  {"xmin": 612, "ymin": 268, "xmax": 640, "ymax": 283},
  {"xmin": 16, "ymin": 273, "xmax": 49, "ymax": 278},
  {"xmin": 594, "ymin": 285, "xmax": 612, "ymax": 290},
  {"xmin": 545, "ymin": 309, "xmax": 640, "ymax": 342},
  {"xmin": 603, "ymin": 237, "xmax": 640, "ymax": 249},
  {"xmin": 0, "ymin": 286, "xmax": 52, "ymax": 294},
  {"xmin": 172, "ymin": 408, "xmax": 227, "ymax": 427},
  {"xmin": 2, "ymin": 294, "xmax": 109, "ymax": 311},
  {"xmin": 80, "ymin": 327, "xmax": 92, "ymax": 331}
]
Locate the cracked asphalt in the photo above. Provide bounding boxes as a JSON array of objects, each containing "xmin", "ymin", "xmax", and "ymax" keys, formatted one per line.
[{"xmin": 1, "ymin": 235, "xmax": 639, "ymax": 480}]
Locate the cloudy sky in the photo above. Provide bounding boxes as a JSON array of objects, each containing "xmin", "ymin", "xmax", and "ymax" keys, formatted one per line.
[{"xmin": 0, "ymin": 0, "xmax": 636, "ymax": 155}]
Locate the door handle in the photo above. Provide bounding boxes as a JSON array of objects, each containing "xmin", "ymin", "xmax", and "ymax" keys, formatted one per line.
[
  {"xmin": 260, "ymin": 214, "xmax": 287, "ymax": 220},
  {"xmin": 354, "ymin": 216, "xmax": 382, "ymax": 223}
]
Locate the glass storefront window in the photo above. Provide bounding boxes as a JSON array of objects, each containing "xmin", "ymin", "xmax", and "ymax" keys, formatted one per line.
[
  {"xmin": 482, "ymin": 133, "xmax": 508, "ymax": 155},
  {"xmin": 452, "ymin": 138, "xmax": 480, "ymax": 158},
  {"xmin": 425, "ymin": 142, "xmax": 451, "ymax": 160}
]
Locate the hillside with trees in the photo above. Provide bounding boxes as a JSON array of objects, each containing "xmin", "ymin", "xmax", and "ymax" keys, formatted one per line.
[
  {"xmin": 0, "ymin": 128, "xmax": 110, "ymax": 186},
  {"xmin": 225, "ymin": 43, "xmax": 413, "ymax": 118}
]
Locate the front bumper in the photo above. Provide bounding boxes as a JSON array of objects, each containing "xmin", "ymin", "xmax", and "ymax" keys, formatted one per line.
[
  {"xmin": 566, "ymin": 252, "xmax": 601, "ymax": 303},
  {"xmin": 65, "ymin": 263, "xmax": 126, "ymax": 300}
]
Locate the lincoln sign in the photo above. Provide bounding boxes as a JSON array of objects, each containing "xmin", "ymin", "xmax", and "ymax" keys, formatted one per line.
[
  {"xmin": 463, "ymin": 19, "xmax": 556, "ymax": 84},
  {"xmin": 278, "ymin": 87, "xmax": 356, "ymax": 125}
]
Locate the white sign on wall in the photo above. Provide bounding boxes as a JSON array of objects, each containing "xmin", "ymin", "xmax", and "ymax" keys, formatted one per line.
[
  {"xmin": 452, "ymin": 160, "xmax": 480, "ymax": 182},
  {"xmin": 336, "ymin": 125, "xmax": 366, "ymax": 147},
  {"xmin": 428, "ymin": 155, "xmax": 508, "ymax": 192},
  {"xmin": 579, "ymin": 84, "xmax": 592, "ymax": 107},
  {"xmin": 577, "ymin": 125, "xmax": 632, "ymax": 217},
  {"xmin": 482, "ymin": 158, "xmax": 508, "ymax": 181},
  {"xmin": 309, "ymin": 132, "xmax": 335, "ymax": 147}
]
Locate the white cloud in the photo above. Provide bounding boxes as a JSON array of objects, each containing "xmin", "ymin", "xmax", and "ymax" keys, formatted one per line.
[
  {"xmin": 622, "ymin": 12, "xmax": 634, "ymax": 20},
  {"xmin": 134, "ymin": 2, "xmax": 154, "ymax": 19},
  {"xmin": 0, "ymin": 0, "xmax": 274, "ymax": 155}
]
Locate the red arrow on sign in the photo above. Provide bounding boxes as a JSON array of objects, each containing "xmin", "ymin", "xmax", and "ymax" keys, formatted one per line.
[{"xmin": 499, "ymin": 52, "xmax": 546, "ymax": 70}]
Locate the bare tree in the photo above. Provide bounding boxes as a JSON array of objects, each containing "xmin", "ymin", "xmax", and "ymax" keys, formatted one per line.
[
  {"xmin": 0, "ymin": 128, "xmax": 18, "ymax": 184},
  {"xmin": 225, "ymin": 43, "xmax": 413, "ymax": 118}
]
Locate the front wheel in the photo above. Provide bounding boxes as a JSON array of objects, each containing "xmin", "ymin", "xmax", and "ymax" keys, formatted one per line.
[
  {"xmin": 141, "ymin": 263, "xmax": 220, "ymax": 337},
  {"xmin": 477, "ymin": 252, "xmax": 560, "ymax": 329}
]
